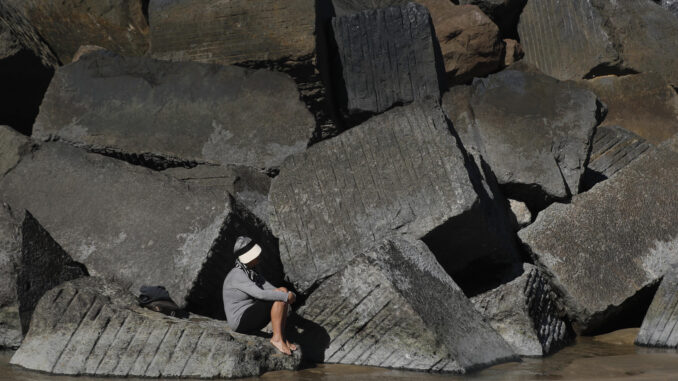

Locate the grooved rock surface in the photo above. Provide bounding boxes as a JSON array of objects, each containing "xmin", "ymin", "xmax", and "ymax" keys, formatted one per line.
[
  {"xmin": 0, "ymin": 143, "xmax": 236, "ymax": 310},
  {"xmin": 518, "ymin": 142, "xmax": 678, "ymax": 333},
  {"xmin": 0, "ymin": 2, "xmax": 58, "ymax": 68},
  {"xmin": 471, "ymin": 264, "xmax": 574, "ymax": 356},
  {"xmin": 442, "ymin": 70, "xmax": 603, "ymax": 209},
  {"xmin": 296, "ymin": 238, "xmax": 516, "ymax": 372},
  {"xmin": 331, "ymin": 3, "xmax": 442, "ymax": 120},
  {"xmin": 3, "ymin": 0, "xmax": 148, "ymax": 63},
  {"xmin": 17, "ymin": 211, "xmax": 87, "ymax": 334},
  {"xmin": 270, "ymin": 102, "xmax": 512, "ymax": 292},
  {"xmin": 580, "ymin": 126, "xmax": 653, "ymax": 191},
  {"xmin": 11, "ymin": 277, "xmax": 300, "ymax": 378},
  {"xmin": 33, "ymin": 51, "xmax": 314, "ymax": 170},
  {"xmin": 581, "ymin": 73, "xmax": 678, "ymax": 144},
  {"xmin": 0, "ymin": 126, "xmax": 31, "ymax": 178},
  {"xmin": 636, "ymin": 265, "xmax": 678, "ymax": 347}
]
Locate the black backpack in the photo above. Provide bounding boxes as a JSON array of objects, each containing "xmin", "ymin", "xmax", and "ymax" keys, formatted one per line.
[{"xmin": 138, "ymin": 285, "xmax": 188, "ymax": 319}]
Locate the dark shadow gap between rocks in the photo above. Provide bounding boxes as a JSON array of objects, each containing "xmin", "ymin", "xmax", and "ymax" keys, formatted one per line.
[
  {"xmin": 86, "ymin": 147, "xmax": 201, "ymax": 171},
  {"xmin": 583, "ymin": 64, "xmax": 639, "ymax": 80}
]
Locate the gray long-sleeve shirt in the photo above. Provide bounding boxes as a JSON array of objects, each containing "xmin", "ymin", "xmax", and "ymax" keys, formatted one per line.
[{"xmin": 222, "ymin": 267, "xmax": 289, "ymax": 330}]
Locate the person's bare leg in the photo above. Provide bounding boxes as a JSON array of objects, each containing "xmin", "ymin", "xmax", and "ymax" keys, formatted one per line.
[
  {"xmin": 270, "ymin": 300, "xmax": 291, "ymax": 355},
  {"xmin": 279, "ymin": 302, "xmax": 297, "ymax": 351}
]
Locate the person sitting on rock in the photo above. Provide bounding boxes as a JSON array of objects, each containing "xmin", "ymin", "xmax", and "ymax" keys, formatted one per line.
[{"xmin": 222, "ymin": 236, "xmax": 297, "ymax": 355}]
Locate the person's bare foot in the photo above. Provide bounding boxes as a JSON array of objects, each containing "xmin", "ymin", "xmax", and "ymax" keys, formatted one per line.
[
  {"xmin": 270, "ymin": 338, "xmax": 292, "ymax": 355},
  {"xmin": 286, "ymin": 340, "xmax": 297, "ymax": 351}
]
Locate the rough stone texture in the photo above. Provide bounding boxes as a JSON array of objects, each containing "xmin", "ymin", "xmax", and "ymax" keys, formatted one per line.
[
  {"xmin": 331, "ymin": 3, "xmax": 443, "ymax": 122},
  {"xmin": 503, "ymin": 38, "xmax": 523, "ymax": 66},
  {"xmin": 518, "ymin": 143, "xmax": 678, "ymax": 333},
  {"xmin": 4, "ymin": 0, "xmax": 148, "ymax": 64},
  {"xmin": 655, "ymin": 0, "xmax": 678, "ymax": 17},
  {"xmin": 580, "ymin": 126, "xmax": 653, "ymax": 192},
  {"xmin": 581, "ymin": 73, "xmax": 678, "ymax": 144},
  {"xmin": 518, "ymin": 0, "xmax": 678, "ymax": 85},
  {"xmin": 636, "ymin": 264, "xmax": 678, "ymax": 347},
  {"xmin": 270, "ymin": 102, "xmax": 517, "ymax": 293},
  {"xmin": 508, "ymin": 199, "xmax": 531, "ymax": 230},
  {"xmin": 0, "ymin": 305, "xmax": 21, "ymax": 349},
  {"xmin": 0, "ymin": 126, "xmax": 31, "ymax": 178},
  {"xmin": 442, "ymin": 70, "xmax": 603, "ymax": 210},
  {"xmin": 11, "ymin": 277, "xmax": 300, "ymax": 378},
  {"xmin": 17, "ymin": 211, "xmax": 87, "ymax": 334},
  {"xmin": 71, "ymin": 45, "xmax": 105, "ymax": 62},
  {"xmin": 296, "ymin": 238, "xmax": 516, "ymax": 372},
  {"xmin": 33, "ymin": 51, "xmax": 315, "ymax": 170},
  {"xmin": 0, "ymin": 203, "xmax": 20, "ymax": 349},
  {"xmin": 471, "ymin": 264, "xmax": 574, "ymax": 356},
  {"xmin": 0, "ymin": 143, "xmax": 249, "ymax": 316},
  {"xmin": 458, "ymin": 0, "xmax": 527, "ymax": 39}
]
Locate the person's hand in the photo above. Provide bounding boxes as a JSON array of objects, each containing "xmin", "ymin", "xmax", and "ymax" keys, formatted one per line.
[{"xmin": 287, "ymin": 291, "xmax": 296, "ymax": 304}]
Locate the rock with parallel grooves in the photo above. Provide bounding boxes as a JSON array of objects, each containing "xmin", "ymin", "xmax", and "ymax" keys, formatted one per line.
[
  {"xmin": 0, "ymin": 142, "xmax": 248, "ymax": 315},
  {"xmin": 17, "ymin": 211, "xmax": 87, "ymax": 334},
  {"xmin": 636, "ymin": 264, "xmax": 678, "ymax": 347},
  {"xmin": 10, "ymin": 277, "xmax": 300, "ymax": 378},
  {"xmin": 1, "ymin": 0, "xmax": 148, "ymax": 64},
  {"xmin": 295, "ymin": 238, "xmax": 517, "ymax": 372},
  {"xmin": 580, "ymin": 126, "xmax": 653, "ymax": 191},
  {"xmin": 269, "ymin": 101, "xmax": 517, "ymax": 293},
  {"xmin": 442, "ymin": 70, "xmax": 603, "ymax": 211},
  {"xmin": 471, "ymin": 264, "xmax": 574, "ymax": 356},
  {"xmin": 331, "ymin": 3, "xmax": 443, "ymax": 122},
  {"xmin": 518, "ymin": 139, "xmax": 678, "ymax": 333},
  {"xmin": 0, "ymin": 2, "xmax": 58, "ymax": 68},
  {"xmin": 32, "ymin": 51, "xmax": 315, "ymax": 170}
]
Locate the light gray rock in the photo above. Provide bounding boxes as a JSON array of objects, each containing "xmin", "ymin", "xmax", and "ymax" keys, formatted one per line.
[
  {"xmin": 508, "ymin": 199, "xmax": 531, "ymax": 229},
  {"xmin": 442, "ymin": 70, "xmax": 604, "ymax": 210},
  {"xmin": 11, "ymin": 277, "xmax": 300, "ymax": 378},
  {"xmin": 655, "ymin": 0, "xmax": 678, "ymax": 17},
  {"xmin": 636, "ymin": 264, "xmax": 678, "ymax": 347},
  {"xmin": 0, "ymin": 203, "xmax": 20, "ymax": 349},
  {"xmin": 0, "ymin": 143, "xmax": 247, "ymax": 317},
  {"xmin": 331, "ymin": 3, "xmax": 443, "ymax": 122},
  {"xmin": 270, "ymin": 102, "xmax": 518, "ymax": 293},
  {"xmin": 32, "ymin": 51, "xmax": 315, "ymax": 170},
  {"xmin": 0, "ymin": 305, "xmax": 21, "ymax": 349},
  {"xmin": 0, "ymin": 126, "xmax": 31, "ymax": 178},
  {"xmin": 518, "ymin": 141, "xmax": 678, "ymax": 333},
  {"xmin": 296, "ymin": 238, "xmax": 517, "ymax": 372},
  {"xmin": 471, "ymin": 264, "xmax": 574, "ymax": 356}
]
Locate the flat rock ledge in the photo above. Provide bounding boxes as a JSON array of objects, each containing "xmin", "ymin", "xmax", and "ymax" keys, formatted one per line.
[
  {"xmin": 636, "ymin": 264, "xmax": 678, "ymax": 348},
  {"xmin": 11, "ymin": 277, "xmax": 300, "ymax": 378},
  {"xmin": 295, "ymin": 238, "xmax": 517, "ymax": 373}
]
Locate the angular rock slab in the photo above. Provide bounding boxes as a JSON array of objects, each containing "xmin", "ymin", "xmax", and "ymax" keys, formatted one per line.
[
  {"xmin": 11, "ymin": 277, "xmax": 299, "ymax": 378},
  {"xmin": 0, "ymin": 126, "xmax": 31, "ymax": 178},
  {"xmin": 331, "ymin": 3, "xmax": 443, "ymax": 121},
  {"xmin": 4, "ymin": 0, "xmax": 148, "ymax": 63},
  {"xmin": 0, "ymin": 203, "xmax": 19, "ymax": 308},
  {"xmin": 0, "ymin": 305, "xmax": 21, "ymax": 349},
  {"xmin": 581, "ymin": 73, "xmax": 678, "ymax": 144},
  {"xmin": 459, "ymin": 0, "xmax": 527, "ymax": 38},
  {"xmin": 518, "ymin": 143, "xmax": 678, "ymax": 333},
  {"xmin": 0, "ymin": 143, "xmax": 234, "ymax": 310},
  {"xmin": 33, "ymin": 51, "xmax": 315, "ymax": 169},
  {"xmin": 270, "ymin": 102, "xmax": 502, "ymax": 292},
  {"xmin": 296, "ymin": 238, "xmax": 516, "ymax": 372},
  {"xmin": 636, "ymin": 264, "xmax": 678, "ymax": 347},
  {"xmin": 471, "ymin": 264, "xmax": 574, "ymax": 356},
  {"xmin": 442, "ymin": 70, "xmax": 603, "ymax": 209}
]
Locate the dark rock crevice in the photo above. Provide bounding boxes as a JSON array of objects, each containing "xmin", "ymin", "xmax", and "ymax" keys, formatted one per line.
[{"xmin": 583, "ymin": 64, "xmax": 639, "ymax": 80}]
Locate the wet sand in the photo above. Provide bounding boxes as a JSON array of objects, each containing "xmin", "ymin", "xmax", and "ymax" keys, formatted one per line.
[{"xmin": 3, "ymin": 329, "xmax": 678, "ymax": 381}]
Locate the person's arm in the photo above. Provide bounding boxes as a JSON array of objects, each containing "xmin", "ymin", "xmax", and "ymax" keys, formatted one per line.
[{"xmin": 236, "ymin": 276, "xmax": 289, "ymax": 302}]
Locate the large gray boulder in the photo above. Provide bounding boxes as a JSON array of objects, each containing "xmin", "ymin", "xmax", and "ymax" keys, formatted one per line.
[
  {"xmin": 270, "ymin": 102, "xmax": 518, "ymax": 293},
  {"xmin": 636, "ymin": 264, "xmax": 678, "ymax": 348},
  {"xmin": 518, "ymin": 140, "xmax": 678, "ymax": 333},
  {"xmin": 11, "ymin": 277, "xmax": 300, "ymax": 378},
  {"xmin": 518, "ymin": 0, "xmax": 678, "ymax": 85},
  {"xmin": 0, "ymin": 203, "xmax": 20, "ymax": 349},
  {"xmin": 32, "ymin": 51, "xmax": 314, "ymax": 170},
  {"xmin": 442, "ymin": 70, "xmax": 604, "ymax": 210},
  {"xmin": 331, "ymin": 3, "xmax": 443, "ymax": 122},
  {"xmin": 296, "ymin": 238, "xmax": 517, "ymax": 372},
  {"xmin": 0, "ymin": 143, "xmax": 260, "ymax": 318},
  {"xmin": 471, "ymin": 264, "xmax": 574, "ymax": 356},
  {"xmin": 16, "ymin": 211, "xmax": 87, "ymax": 334}
]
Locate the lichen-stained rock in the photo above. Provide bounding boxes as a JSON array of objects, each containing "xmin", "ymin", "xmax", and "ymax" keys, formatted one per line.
[
  {"xmin": 518, "ymin": 142, "xmax": 678, "ymax": 333},
  {"xmin": 580, "ymin": 126, "xmax": 653, "ymax": 191},
  {"xmin": 0, "ymin": 126, "xmax": 32, "ymax": 178},
  {"xmin": 296, "ymin": 238, "xmax": 517, "ymax": 372},
  {"xmin": 3, "ymin": 0, "xmax": 148, "ymax": 64},
  {"xmin": 11, "ymin": 277, "xmax": 299, "ymax": 378},
  {"xmin": 270, "ymin": 102, "xmax": 516, "ymax": 293},
  {"xmin": 32, "ymin": 51, "xmax": 315, "ymax": 170},
  {"xmin": 0, "ymin": 143, "xmax": 236, "ymax": 312},
  {"xmin": 471, "ymin": 264, "xmax": 574, "ymax": 356},
  {"xmin": 442, "ymin": 70, "xmax": 603, "ymax": 210},
  {"xmin": 580, "ymin": 73, "xmax": 678, "ymax": 145},
  {"xmin": 17, "ymin": 211, "xmax": 87, "ymax": 334},
  {"xmin": 331, "ymin": 3, "xmax": 443, "ymax": 121},
  {"xmin": 636, "ymin": 264, "xmax": 678, "ymax": 348}
]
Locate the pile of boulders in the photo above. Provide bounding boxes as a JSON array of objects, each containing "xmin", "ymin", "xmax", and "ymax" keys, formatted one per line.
[{"xmin": 1, "ymin": 0, "xmax": 677, "ymax": 378}]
